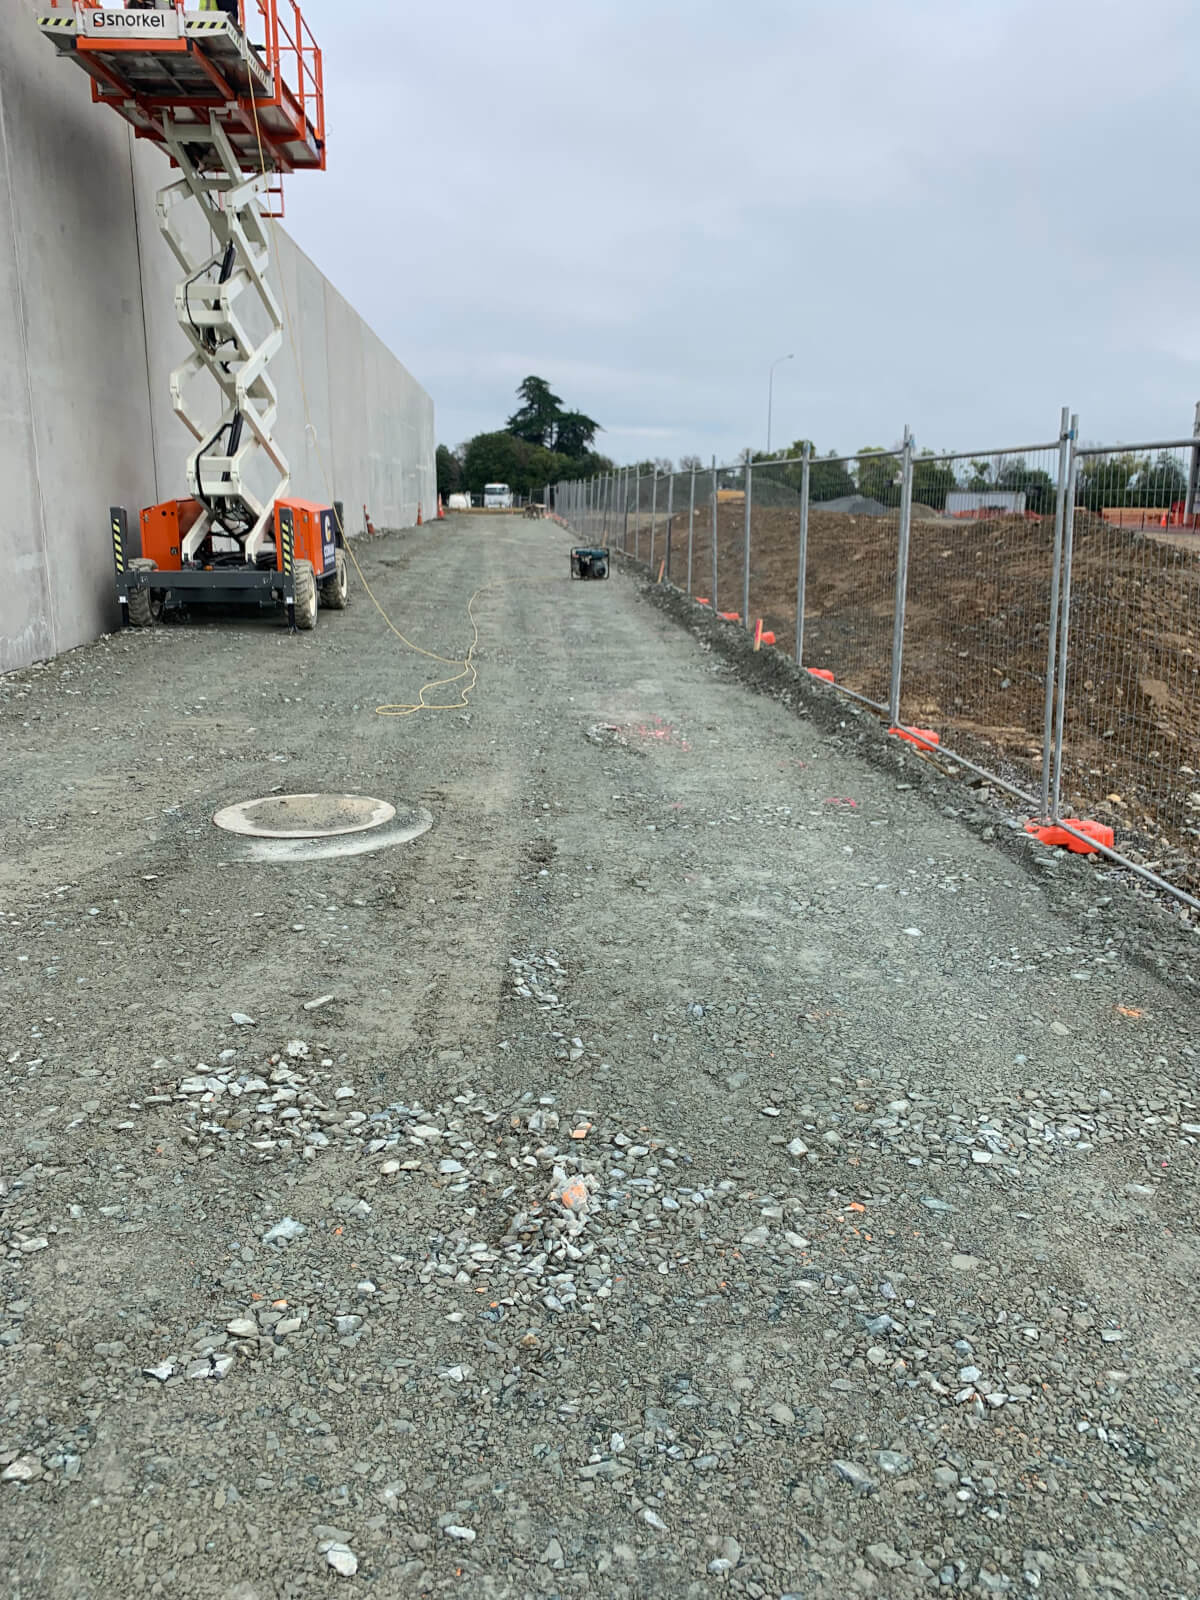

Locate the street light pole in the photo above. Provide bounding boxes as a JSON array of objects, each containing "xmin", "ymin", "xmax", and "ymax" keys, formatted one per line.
[{"xmin": 766, "ymin": 352, "xmax": 794, "ymax": 458}]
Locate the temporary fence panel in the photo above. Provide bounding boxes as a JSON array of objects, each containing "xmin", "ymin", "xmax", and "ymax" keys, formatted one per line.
[
  {"xmin": 664, "ymin": 472, "xmax": 677, "ymax": 580},
  {"xmin": 895, "ymin": 432, "xmax": 1067, "ymax": 803},
  {"xmin": 635, "ymin": 472, "xmax": 654, "ymax": 561},
  {"xmin": 800, "ymin": 448, "xmax": 905, "ymax": 709},
  {"xmin": 745, "ymin": 455, "xmax": 807, "ymax": 653},
  {"xmin": 552, "ymin": 411, "xmax": 1200, "ymax": 910},
  {"xmin": 683, "ymin": 465, "xmax": 719, "ymax": 606},
  {"xmin": 1055, "ymin": 439, "xmax": 1200, "ymax": 903},
  {"xmin": 649, "ymin": 474, "xmax": 659, "ymax": 571},
  {"xmin": 685, "ymin": 466, "xmax": 698, "ymax": 595}
]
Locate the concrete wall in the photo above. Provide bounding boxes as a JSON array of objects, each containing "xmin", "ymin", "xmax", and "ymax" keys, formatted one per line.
[{"xmin": 0, "ymin": 4, "xmax": 434, "ymax": 672}]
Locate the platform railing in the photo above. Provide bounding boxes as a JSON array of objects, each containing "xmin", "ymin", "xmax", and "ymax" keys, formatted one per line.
[{"xmin": 40, "ymin": 1, "xmax": 325, "ymax": 173}]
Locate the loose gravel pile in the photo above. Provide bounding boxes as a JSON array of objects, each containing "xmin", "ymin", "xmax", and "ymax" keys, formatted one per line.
[{"xmin": 1, "ymin": 517, "xmax": 1198, "ymax": 1598}]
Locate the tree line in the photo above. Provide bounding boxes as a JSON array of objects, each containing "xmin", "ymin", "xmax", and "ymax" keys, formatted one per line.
[
  {"xmin": 437, "ymin": 377, "xmax": 615, "ymax": 500},
  {"xmin": 585, "ymin": 442, "xmax": 1191, "ymax": 516},
  {"xmin": 438, "ymin": 393, "xmax": 1193, "ymax": 514}
]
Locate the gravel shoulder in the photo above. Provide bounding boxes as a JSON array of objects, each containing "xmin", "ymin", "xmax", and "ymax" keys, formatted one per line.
[{"xmin": 1, "ymin": 515, "xmax": 1198, "ymax": 1599}]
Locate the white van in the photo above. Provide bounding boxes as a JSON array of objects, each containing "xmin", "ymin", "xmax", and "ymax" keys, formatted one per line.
[{"xmin": 483, "ymin": 482, "xmax": 514, "ymax": 509}]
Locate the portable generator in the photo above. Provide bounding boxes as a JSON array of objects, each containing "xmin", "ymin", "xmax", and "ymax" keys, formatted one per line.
[{"xmin": 570, "ymin": 546, "xmax": 610, "ymax": 581}]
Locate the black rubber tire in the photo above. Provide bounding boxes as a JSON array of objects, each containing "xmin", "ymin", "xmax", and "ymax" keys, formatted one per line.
[
  {"xmin": 294, "ymin": 559, "xmax": 318, "ymax": 631},
  {"xmin": 126, "ymin": 558, "xmax": 163, "ymax": 628},
  {"xmin": 319, "ymin": 546, "xmax": 349, "ymax": 610}
]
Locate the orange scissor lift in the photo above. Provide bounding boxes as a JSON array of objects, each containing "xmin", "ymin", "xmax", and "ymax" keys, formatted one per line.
[{"xmin": 38, "ymin": 1, "xmax": 347, "ymax": 630}]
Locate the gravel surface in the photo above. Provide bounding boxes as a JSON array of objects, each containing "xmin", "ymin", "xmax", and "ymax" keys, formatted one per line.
[{"xmin": 1, "ymin": 515, "xmax": 1198, "ymax": 1599}]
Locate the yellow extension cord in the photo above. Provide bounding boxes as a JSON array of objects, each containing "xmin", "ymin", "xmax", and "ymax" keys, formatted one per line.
[{"xmin": 247, "ymin": 95, "xmax": 487, "ymax": 718}]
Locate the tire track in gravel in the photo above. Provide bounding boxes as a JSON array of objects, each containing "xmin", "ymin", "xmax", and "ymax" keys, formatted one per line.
[{"xmin": 2, "ymin": 516, "xmax": 1200, "ymax": 1600}]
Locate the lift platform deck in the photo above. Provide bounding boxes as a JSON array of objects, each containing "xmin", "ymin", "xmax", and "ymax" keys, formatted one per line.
[{"xmin": 38, "ymin": 2, "xmax": 324, "ymax": 185}]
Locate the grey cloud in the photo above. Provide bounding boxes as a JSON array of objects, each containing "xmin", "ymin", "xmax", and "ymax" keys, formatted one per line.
[{"xmin": 286, "ymin": 0, "xmax": 1200, "ymax": 463}]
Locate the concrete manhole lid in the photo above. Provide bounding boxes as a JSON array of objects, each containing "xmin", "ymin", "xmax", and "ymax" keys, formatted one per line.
[{"xmin": 213, "ymin": 793, "xmax": 397, "ymax": 839}]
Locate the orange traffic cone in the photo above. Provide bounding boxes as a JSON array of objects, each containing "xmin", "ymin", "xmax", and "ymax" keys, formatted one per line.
[
  {"xmin": 363, "ymin": 504, "xmax": 376, "ymax": 537},
  {"xmin": 417, "ymin": 502, "xmax": 423, "ymax": 526},
  {"xmin": 437, "ymin": 495, "xmax": 446, "ymax": 520}
]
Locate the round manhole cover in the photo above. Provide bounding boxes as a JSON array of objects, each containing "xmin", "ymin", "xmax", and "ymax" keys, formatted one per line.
[{"xmin": 213, "ymin": 793, "xmax": 397, "ymax": 840}]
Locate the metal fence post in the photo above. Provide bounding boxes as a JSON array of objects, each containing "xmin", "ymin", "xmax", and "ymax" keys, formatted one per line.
[
  {"xmin": 625, "ymin": 469, "xmax": 633, "ymax": 553},
  {"xmin": 1051, "ymin": 415, "xmax": 1081, "ymax": 822},
  {"xmin": 795, "ymin": 441, "xmax": 811, "ymax": 665},
  {"xmin": 686, "ymin": 465, "xmax": 697, "ymax": 594},
  {"xmin": 1185, "ymin": 400, "xmax": 1200, "ymax": 523},
  {"xmin": 887, "ymin": 427, "xmax": 915, "ymax": 727},
  {"xmin": 665, "ymin": 472, "xmax": 675, "ymax": 581},
  {"xmin": 1039, "ymin": 406, "xmax": 1074, "ymax": 818},
  {"xmin": 742, "ymin": 456, "xmax": 753, "ymax": 629},
  {"xmin": 710, "ymin": 457, "xmax": 719, "ymax": 612},
  {"xmin": 649, "ymin": 472, "xmax": 658, "ymax": 570}
]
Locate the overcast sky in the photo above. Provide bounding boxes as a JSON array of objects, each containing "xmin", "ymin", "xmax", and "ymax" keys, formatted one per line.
[{"xmin": 285, "ymin": 0, "xmax": 1200, "ymax": 467}]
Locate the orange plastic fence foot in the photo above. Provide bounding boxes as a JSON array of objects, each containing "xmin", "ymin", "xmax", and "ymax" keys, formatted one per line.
[
  {"xmin": 760, "ymin": 630, "xmax": 776, "ymax": 646},
  {"xmin": 807, "ymin": 668, "xmax": 835, "ymax": 683},
  {"xmin": 1025, "ymin": 819, "xmax": 1115, "ymax": 854},
  {"xmin": 889, "ymin": 726, "xmax": 940, "ymax": 750}
]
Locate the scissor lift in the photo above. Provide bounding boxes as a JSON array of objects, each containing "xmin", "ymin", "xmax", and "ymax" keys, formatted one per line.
[{"xmin": 38, "ymin": 2, "xmax": 348, "ymax": 630}]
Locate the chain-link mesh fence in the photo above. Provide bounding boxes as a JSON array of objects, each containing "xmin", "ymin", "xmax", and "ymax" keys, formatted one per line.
[
  {"xmin": 743, "ymin": 458, "xmax": 804, "ymax": 652},
  {"xmin": 800, "ymin": 450, "xmax": 904, "ymax": 709},
  {"xmin": 1056, "ymin": 441, "xmax": 1200, "ymax": 899},
  {"xmin": 898, "ymin": 441, "xmax": 1065, "ymax": 801},
  {"xmin": 556, "ymin": 415, "xmax": 1200, "ymax": 909}
]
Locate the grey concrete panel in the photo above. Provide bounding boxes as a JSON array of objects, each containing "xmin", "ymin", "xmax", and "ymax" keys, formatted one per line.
[
  {"xmin": 0, "ymin": 59, "xmax": 53, "ymax": 672},
  {"xmin": 1, "ymin": 11, "xmax": 157, "ymax": 667},
  {"xmin": 2, "ymin": 9, "xmax": 434, "ymax": 670}
]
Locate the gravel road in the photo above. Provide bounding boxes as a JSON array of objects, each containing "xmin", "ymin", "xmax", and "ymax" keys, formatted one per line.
[{"xmin": 1, "ymin": 514, "xmax": 1198, "ymax": 1599}]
